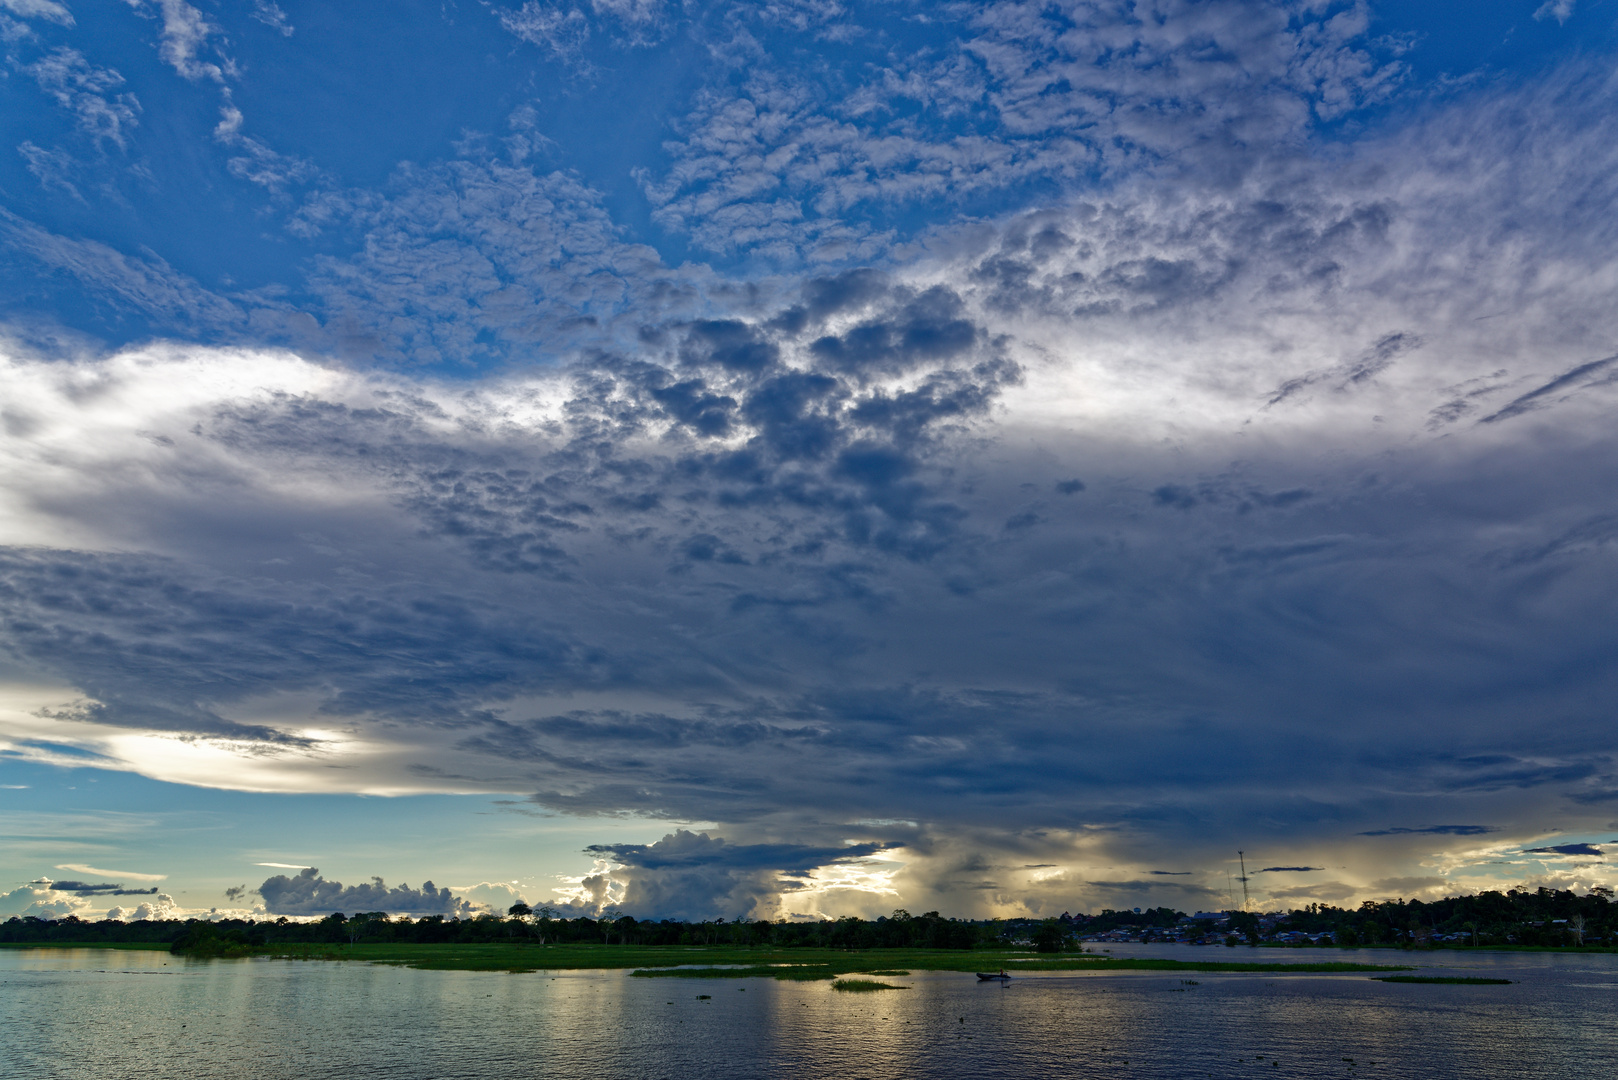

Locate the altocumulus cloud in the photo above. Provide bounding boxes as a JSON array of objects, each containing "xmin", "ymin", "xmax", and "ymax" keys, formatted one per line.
[{"xmin": 2, "ymin": 1, "xmax": 1618, "ymax": 918}]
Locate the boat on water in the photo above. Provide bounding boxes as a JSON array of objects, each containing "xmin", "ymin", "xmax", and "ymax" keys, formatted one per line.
[{"xmin": 975, "ymin": 971, "xmax": 1011, "ymax": 981}]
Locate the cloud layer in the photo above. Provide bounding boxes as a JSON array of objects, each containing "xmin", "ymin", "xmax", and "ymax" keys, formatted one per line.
[{"xmin": 3, "ymin": 1, "xmax": 1618, "ymax": 918}]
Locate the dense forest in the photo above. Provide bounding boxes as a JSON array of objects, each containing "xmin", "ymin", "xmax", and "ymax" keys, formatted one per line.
[{"xmin": 3, "ymin": 887, "xmax": 1612, "ymax": 953}]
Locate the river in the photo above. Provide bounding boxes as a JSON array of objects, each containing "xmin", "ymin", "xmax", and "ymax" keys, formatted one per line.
[{"xmin": 4, "ymin": 944, "xmax": 1615, "ymax": 1078}]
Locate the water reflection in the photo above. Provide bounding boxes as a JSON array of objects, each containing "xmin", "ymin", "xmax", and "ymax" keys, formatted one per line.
[{"xmin": 3, "ymin": 946, "xmax": 1616, "ymax": 1078}]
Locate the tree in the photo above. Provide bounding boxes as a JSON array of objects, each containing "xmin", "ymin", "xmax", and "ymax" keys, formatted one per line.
[
  {"xmin": 598, "ymin": 906, "xmax": 623, "ymax": 944},
  {"xmin": 1031, "ymin": 919, "xmax": 1066, "ymax": 953}
]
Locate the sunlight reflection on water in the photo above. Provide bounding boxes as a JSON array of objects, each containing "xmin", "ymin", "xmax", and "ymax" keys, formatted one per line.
[{"xmin": 3, "ymin": 946, "xmax": 1616, "ymax": 1078}]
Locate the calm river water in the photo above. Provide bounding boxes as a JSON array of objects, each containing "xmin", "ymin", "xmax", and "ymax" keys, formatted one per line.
[{"xmin": 4, "ymin": 944, "xmax": 1616, "ymax": 1078}]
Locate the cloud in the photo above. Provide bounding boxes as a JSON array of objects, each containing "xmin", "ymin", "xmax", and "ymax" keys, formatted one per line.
[
  {"xmin": 257, "ymin": 868, "xmax": 476, "ymax": 916},
  {"xmin": 3, "ymin": 3, "xmax": 1618, "ymax": 919},
  {"xmin": 55, "ymin": 863, "xmax": 167, "ymax": 881},
  {"xmin": 36, "ymin": 879, "xmax": 159, "ymax": 895},
  {"xmin": 453, "ymin": 881, "xmax": 529, "ymax": 913},
  {"xmin": 1358, "ymin": 827, "xmax": 1499, "ymax": 837},
  {"xmin": 0, "ymin": 882, "xmax": 77, "ymax": 917},
  {"xmin": 572, "ymin": 829, "xmax": 899, "ymax": 920},
  {"xmin": 250, "ymin": 0, "xmax": 292, "ymax": 36},
  {"xmin": 1, "ymin": 0, "xmax": 73, "ymax": 26},
  {"xmin": 1534, "ymin": 0, "xmax": 1575, "ymax": 25},
  {"xmin": 150, "ymin": 0, "xmax": 227, "ymax": 84},
  {"xmin": 1265, "ymin": 881, "xmax": 1358, "ymax": 902},
  {"xmin": 1087, "ymin": 879, "xmax": 1222, "ymax": 898},
  {"xmin": 126, "ymin": 895, "xmax": 177, "ymax": 920},
  {"xmin": 639, "ymin": 0, "xmax": 1407, "ymax": 261},
  {"xmin": 28, "ymin": 47, "xmax": 141, "ymax": 149},
  {"xmin": 498, "ymin": 2, "xmax": 590, "ymax": 58},
  {"xmin": 1255, "ymin": 867, "xmax": 1323, "ymax": 873},
  {"xmin": 1522, "ymin": 843, "xmax": 1604, "ymax": 857}
]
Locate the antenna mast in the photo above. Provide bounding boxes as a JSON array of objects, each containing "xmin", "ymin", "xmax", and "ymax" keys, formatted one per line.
[{"xmin": 1237, "ymin": 851, "xmax": 1251, "ymax": 913}]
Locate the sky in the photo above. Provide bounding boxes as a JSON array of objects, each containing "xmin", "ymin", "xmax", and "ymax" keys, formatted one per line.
[{"xmin": 3, "ymin": 0, "xmax": 1618, "ymax": 924}]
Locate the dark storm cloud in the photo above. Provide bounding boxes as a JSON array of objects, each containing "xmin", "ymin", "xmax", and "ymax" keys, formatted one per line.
[
  {"xmin": 808, "ymin": 286, "xmax": 981, "ymax": 379},
  {"xmin": 1481, "ymin": 355, "xmax": 1618, "ymax": 424},
  {"xmin": 1522, "ymin": 844, "xmax": 1604, "ymax": 857},
  {"xmin": 36, "ymin": 880, "xmax": 158, "ymax": 895},
  {"xmin": 257, "ymin": 868, "xmax": 473, "ymax": 916},
  {"xmin": 578, "ymin": 830, "xmax": 899, "ymax": 920},
  {"xmin": 0, "ymin": 546, "xmax": 593, "ymax": 735},
  {"xmin": 3, "ymin": 21, "xmax": 1618, "ymax": 919}
]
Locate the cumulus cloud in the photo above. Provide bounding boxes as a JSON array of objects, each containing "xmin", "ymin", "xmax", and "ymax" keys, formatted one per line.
[
  {"xmin": 0, "ymin": 881, "xmax": 83, "ymax": 918},
  {"xmin": 453, "ymin": 881, "xmax": 530, "ymax": 913},
  {"xmin": 569, "ymin": 830, "xmax": 899, "ymax": 920},
  {"xmin": 257, "ymin": 868, "xmax": 475, "ymax": 917}
]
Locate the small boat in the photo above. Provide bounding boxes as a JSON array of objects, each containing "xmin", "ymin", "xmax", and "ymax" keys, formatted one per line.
[{"xmin": 975, "ymin": 971, "xmax": 1011, "ymax": 981}]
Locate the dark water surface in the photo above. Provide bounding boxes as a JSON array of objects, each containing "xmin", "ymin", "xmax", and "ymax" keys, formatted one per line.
[{"xmin": 4, "ymin": 945, "xmax": 1615, "ymax": 1078}]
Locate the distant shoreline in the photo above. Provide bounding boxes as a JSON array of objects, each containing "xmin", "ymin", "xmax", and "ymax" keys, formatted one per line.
[{"xmin": 4, "ymin": 941, "xmax": 1415, "ymax": 974}]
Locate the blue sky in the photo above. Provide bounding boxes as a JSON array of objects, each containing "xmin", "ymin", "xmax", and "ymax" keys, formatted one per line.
[{"xmin": 3, "ymin": 0, "xmax": 1618, "ymax": 922}]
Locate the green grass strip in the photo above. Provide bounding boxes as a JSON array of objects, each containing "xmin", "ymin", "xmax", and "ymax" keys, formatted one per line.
[{"xmin": 832, "ymin": 978, "xmax": 907, "ymax": 991}]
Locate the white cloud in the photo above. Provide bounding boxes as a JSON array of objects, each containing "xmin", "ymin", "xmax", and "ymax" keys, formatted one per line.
[
  {"xmin": 56, "ymin": 863, "xmax": 167, "ymax": 881},
  {"xmin": 17, "ymin": 141, "xmax": 82, "ymax": 199},
  {"xmin": 153, "ymin": 0, "xmax": 226, "ymax": 83},
  {"xmin": 0, "ymin": 881, "xmax": 83, "ymax": 917},
  {"xmin": 127, "ymin": 895, "xmax": 177, "ymax": 920},
  {"xmin": 0, "ymin": 0, "xmax": 72, "ymax": 26},
  {"xmin": 28, "ymin": 47, "xmax": 141, "ymax": 149},
  {"xmin": 641, "ymin": 0, "xmax": 1407, "ymax": 261},
  {"xmin": 250, "ymin": 0, "xmax": 292, "ymax": 36},
  {"xmin": 453, "ymin": 881, "xmax": 530, "ymax": 913},
  {"xmin": 1534, "ymin": 0, "xmax": 1575, "ymax": 25},
  {"xmin": 498, "ymin": 2, "xmax": 590, "ymax": 58}
]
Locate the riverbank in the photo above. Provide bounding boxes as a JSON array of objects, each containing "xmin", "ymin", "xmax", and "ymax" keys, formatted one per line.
[
  {"xmin": 0, "ymin": 941, "xmax": 171, "ymax": 951},
  {"xmin": 152, "ymin": 941, "xmax": 1411, "ymax": 975}
]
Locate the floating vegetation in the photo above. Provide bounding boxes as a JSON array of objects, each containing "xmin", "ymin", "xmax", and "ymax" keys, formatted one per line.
[
  {"xmin": 832, "ymin": 979, "xmax": 908, "ymax": 992},
  {"xmin": 1372, "ymin": 975, "xmax": 1512, "ymax": 985},
  {"xmin": 630, "ymin": 965, "xmax": 836, "ymax": 981},
  {"xmin": 858, "ymin": 969, "xmax": 911, "ymax": 976}
]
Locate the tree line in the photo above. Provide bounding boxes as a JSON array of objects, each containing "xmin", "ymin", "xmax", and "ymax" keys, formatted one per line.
[{"xmin": 3, "ymin": 887, "xmax": 1612, "ymax": 952}]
